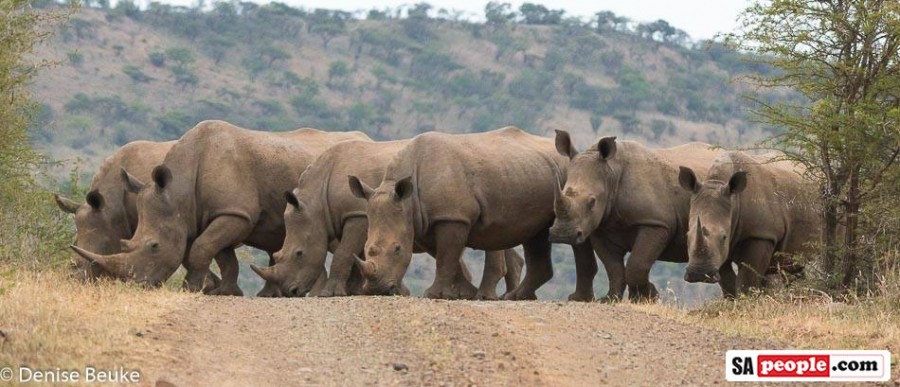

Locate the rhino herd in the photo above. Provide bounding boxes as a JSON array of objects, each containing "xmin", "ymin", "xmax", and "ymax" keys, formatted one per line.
[{"xmin": 56, "ymin": 120, "xmax": 818, "ymax": 301}]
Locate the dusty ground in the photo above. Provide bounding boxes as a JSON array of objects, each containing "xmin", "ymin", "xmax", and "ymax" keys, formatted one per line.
[{"xmin": 124, "ymin": 297, "xmax": 779, "ymax": 386}]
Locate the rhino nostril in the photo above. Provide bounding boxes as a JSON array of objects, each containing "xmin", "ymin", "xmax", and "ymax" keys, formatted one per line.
[
  {"xmin": 368, "ymin": 246, "xmax": 382, "ymax": 257},
  {"xmin": 393, "ymin": 244, "xmax": 401, "ymax": 253}
]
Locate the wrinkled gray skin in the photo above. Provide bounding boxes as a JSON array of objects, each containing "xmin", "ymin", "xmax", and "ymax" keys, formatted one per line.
[
  {"xmin": 251, "ymin": 140, "xmax": 524, "ymax": 299},
  {"xmin": 71, "ymin": 120, "xmax": 370, "ymax": 296},
  {"xmin": 679, "ymin": 152, "xmax": 814, "ymax": 295},
  {"xmin": 55, "ymin": 140, "xmax": 180, "ymax": 281},
  {"xmin": 350, "ymin": 127, "xmax": 595, "ymax": 301},
  {"xmin": 549, "ymin": 130, "xmax": 723, "ymax": 302}
]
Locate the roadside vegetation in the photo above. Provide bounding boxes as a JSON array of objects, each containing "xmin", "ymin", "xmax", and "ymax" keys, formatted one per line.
[{"xmin": 0, "ymin": 0, "xmax": 897, "ymax": 375}]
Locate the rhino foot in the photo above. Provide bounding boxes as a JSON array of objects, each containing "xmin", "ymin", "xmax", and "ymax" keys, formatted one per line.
[
  {"xmin": 502, "ymin": 288, "xmax": 537, "ymax": 301},
  {"xmin": 207, "ymin": 283, "xmax": 244, "ymax": 297},
  {"xmin": 597, "ymin": 294, "xmax": 623, "ymax": 303},
  {"xmin": 567, "ymin": 290, "xmax": 595, "ymax": 302},
  {"xmin": 318, "ymin": 281, "xmax": 348, "ymax": 297},
  {"xmin": 425, "ymin": 282, "xmax": 477, "ymax": 300},
  {"xmin": 627, "ymin": 283, "xmax": 659, "ymax": 303},
  {"xmin": 474, "ymin": 290, "xmax": 499, "ymax": 301},
  {"xmin": 256, "ymin": 283, "xmax": 283, "ymax": 298}
]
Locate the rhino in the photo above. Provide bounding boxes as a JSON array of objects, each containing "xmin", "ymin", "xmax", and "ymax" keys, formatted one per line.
[
  {"xmin": 549, "ymin": 130, "xmax": 723, "ymax": 301},
  {"xmin": 349, "ymin": 127, "xmax": 596, "ymax": 300},
  {"xmin": 248, "ymin": 139, "xmax": 524, "ymax": 299},
  {"xmin": 678, "ymin": 151, "xmax": 815, "ymax": 294},
  {"xmin": 70, "ymin": 120, "xmax": 370, "ymax": 296},
  {"xmin": 55, "ymin": 140, "xmax": 176, "ymax": 280}
]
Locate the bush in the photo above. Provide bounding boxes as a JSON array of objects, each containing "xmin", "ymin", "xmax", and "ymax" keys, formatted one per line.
[
  {"xmin": 508, "ymin": 70, "xmax": 555, "ymax": 100},
  {"xmin": 67, "ymin": 51, "xmax": 83, "ymax": 67},
  {"xmin": 148, "ymin": 51, "xmax": 165, "ymax": 67},
  {"xmin": 156, "ymin": 111, "xmax": 195, "ymax": 137},
  {"xmin": 122, "ymin": 65, "xmax": 152, "ymax": 83}
]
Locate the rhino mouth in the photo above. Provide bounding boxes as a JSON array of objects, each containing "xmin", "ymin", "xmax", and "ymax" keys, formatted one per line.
[
  {"xmin": 548, "ymin": 226, "xmax": 585, "ymax": 245},
  {"xmin": 684, "ymin": 267, "xmax": 721, "ymax": 284},
  {"xmin": 363, "ymin": 281, "xmax": 402, "ymax": 296}
]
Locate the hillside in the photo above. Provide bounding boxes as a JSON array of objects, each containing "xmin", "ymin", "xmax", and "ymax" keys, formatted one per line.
[
  {"xmin": 31, "ymin": 3, "xmax": 783, "ymax": 175},
  {"xmin": 28, "ymin": 2, "xmax": 788, "ymax": 301}
]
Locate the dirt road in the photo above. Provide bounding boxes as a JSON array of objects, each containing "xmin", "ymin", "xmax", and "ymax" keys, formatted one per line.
[{"xmin": 123, "ymin": 297, "xmax": 774, "ymax": 386}]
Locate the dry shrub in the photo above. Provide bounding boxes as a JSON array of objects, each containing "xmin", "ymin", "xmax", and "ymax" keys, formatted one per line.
[{"xmin": 0, "ymin": 270, "xmax": 191, "ymax": 374}]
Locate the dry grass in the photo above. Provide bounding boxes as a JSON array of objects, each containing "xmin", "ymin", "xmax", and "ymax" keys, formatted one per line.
[
  {"xmin": 630, "ymin": 287, "xmax": 900, "ymax": 378},
  {"xmin": 0, "ymin": 268, "xmax": 191, "ymax": 377}
]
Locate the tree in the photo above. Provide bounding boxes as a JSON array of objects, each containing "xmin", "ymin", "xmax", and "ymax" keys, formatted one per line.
[
  {"xmin": 328, "ymin": 60, "xmax": 350, "ymax": 82},
  {"xmin": 518, "ymin": 3, "xmax": 564, "ymax": 25},
  {"xmin": 484, "ymin": 2, "xmax": 515, "ymax": 25},
  {"xmin": 202, "ymin": 36, "xmax": 235, "ymax": 65},
  {"xmin": 729, "ymin": 0, "xmax": 900, "ymax": 290},
  {"xmin": 165, "ymin": 47, "xmax": 195, "ymax": 69},
  {"xmin": 259, "ymin": 45, "xmax": 291, "ymax": 67}
]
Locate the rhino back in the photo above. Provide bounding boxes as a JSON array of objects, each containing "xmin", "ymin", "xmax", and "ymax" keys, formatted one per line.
[
  {"xmin": 90, "ymin": 140, "xmax": 175, "ymax": 229},
  {"xmin": 710, "ymin": 152, "xmax": 818, "ymax": 254},
  {"xmin": 297, "ymin": 139, "xmax": 410, "ymax": 238},
  {"xmin": 384, "ymin": 127, "xmax": 565, "ymax": 250},
  {"xmin": 604, "ymin": 141, "xmax": 713, "ymax": 232},
  {"xmin": 162, "ymin": 120, "xmax": 367, "ymax": 249}
]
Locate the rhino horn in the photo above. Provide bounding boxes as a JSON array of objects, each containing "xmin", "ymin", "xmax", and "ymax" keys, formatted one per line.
[
  {"xmin": 693, "ymin": 218, "xmax": 705, "ymax": 250},
  {"xmin": 250, "ymin": 264, "xmax": 278, "ymax": 283},
  {"xmin": 553, "ymin": 180, "xmax": 567, "ymax": 215},
  {"xmin": 70, "ymin": 245, "xmax": 129, "ymax": 276},
  {"xmin": 354, "ymin": 255, "xmax": 377, "ymax": 279},
  {"xmin": 54, "ymin": 194, "xmax": 80, "ymax": 214}
]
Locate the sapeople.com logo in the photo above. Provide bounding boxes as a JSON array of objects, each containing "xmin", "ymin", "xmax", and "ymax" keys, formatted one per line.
[{"xmin": 726, "ymin": 350, "xmax": 891, "ymax": 382}]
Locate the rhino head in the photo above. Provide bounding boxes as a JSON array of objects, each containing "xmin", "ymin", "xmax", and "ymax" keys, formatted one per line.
[
  {"xmin": 678, "ymin": 166, "xmax": 747, "ymax": 283},
  {"xmin": 70, "ymin": 165, "xmax": 187, "ymax": 287},
  {"xmin": 250, "ymin": 190, "xmax": 328, "ymax": 297},
  {"xmin": 348, "ymin": 175, "xmax": 414, "ymax": 296},
  {"xmin": 55, "ymin": 169, "xmax": 149, "ymax": 280},
  {"xmin": 548, "ymin": 130, "xmax": 618, "ymax": 245}
]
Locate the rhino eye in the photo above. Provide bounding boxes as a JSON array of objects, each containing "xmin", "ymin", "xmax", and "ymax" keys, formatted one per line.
[
  {"xmin": 587, "ymin": 196, "xmax": 596, "ymax": 209},
  {"xmin": 149, "ymin": 242, "xmax": 160, "ymax": 251},
  {"xmin": 295, "ymin": 250, "xmax": 303, "ymax": 258}
]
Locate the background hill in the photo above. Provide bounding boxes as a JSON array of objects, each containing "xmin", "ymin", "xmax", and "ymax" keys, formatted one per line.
[{"xmin": 29, "ymin": 1, "xmax": 790, "ymax": 301}]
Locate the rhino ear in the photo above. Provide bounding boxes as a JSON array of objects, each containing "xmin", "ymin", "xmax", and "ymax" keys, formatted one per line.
[
  {"xmin": 54, "ymin": 193, "xmax": 80, "ymax": 214},
  {"xmin": 394, "ymin": 176, "xmax": 414, "ymax": 201},
  {"xmin": 284, "ymin": 190, "xmax": 303, "ymax": 210},
  {"xmin": 597, "ymin": 137, "xmax": 617, "ymax": 161},
  {"xmin": 348, "ymin": 175, "xmax": 374, "ymax": 200},
  {"xmin": 151, "ymin": 165, "xmax": 173, "ymax": 190},
  {"xmin": 727, "ymin": 171, "xmax": 748, "ymax": 195},
  {"xmin": 678, "ymin": 166, "xmax": 700, "ymax": 193},
  {"xmin": 85, "ymin": 189, "xmax": 105, "ymax": 210},
  {"xmin": 554, "ymin": 129, "xmax": 577, "ymax": 159},
  {"xmin": 121, "ymin": 168, "xmax": 145, "ymax": 193}
]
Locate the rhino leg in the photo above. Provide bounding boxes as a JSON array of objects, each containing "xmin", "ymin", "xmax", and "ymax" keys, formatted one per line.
[
  {"xmin": 734, "ymin": 239, "xmax": 775, "ymax": 294},
  {"xmin": 425, "ymin": 222, "xmax": 477, "ymax": 300},
  {"xmin": 184, "ymin": 215, "xmax": 252, "ymax": 294},
  {"xmin": 207, "ymin": 249, "xmax": 244, "ymax": 296},
  {"xmin": 321, "ymin": 218, "xmax": 368, "ymax": 297},
  {"xmin": 591, "ymin": 236, "xmax": 627, "ymax": 302},
  {"xmin": 346, "ymin": 264, "xmax": 366, "ymax": 295},
  {"xmin": 476, "ymin": 250, "xmax": 507, "ymax": 300},
  {"xmin": 719, "ymin": 262, "xmax": 737, "ymax": 299},
  {"xmin": 502, "ymin": 249, "xmax": 524, "ymax": 295},
  {"xmin": 307, "ymin": 266, "xmax": 328, "ymax": 296},
  {"xmin": 255, "ymin": 253, "xmax": 283, "ymax": 297},
  {"xmin": 454, "ymin": 256, "xmax": 478, "ymax": 299},
  {"xmin": 624, "ymin": 227, "xmax": 669, "ymax": 303},
  {"xmin": 503, "ymin": 229, "xmax": 552, "ymax": 301},
  {"xmin": 568, "ymin": 241, "xmax": 597, "ymax": 302}
]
